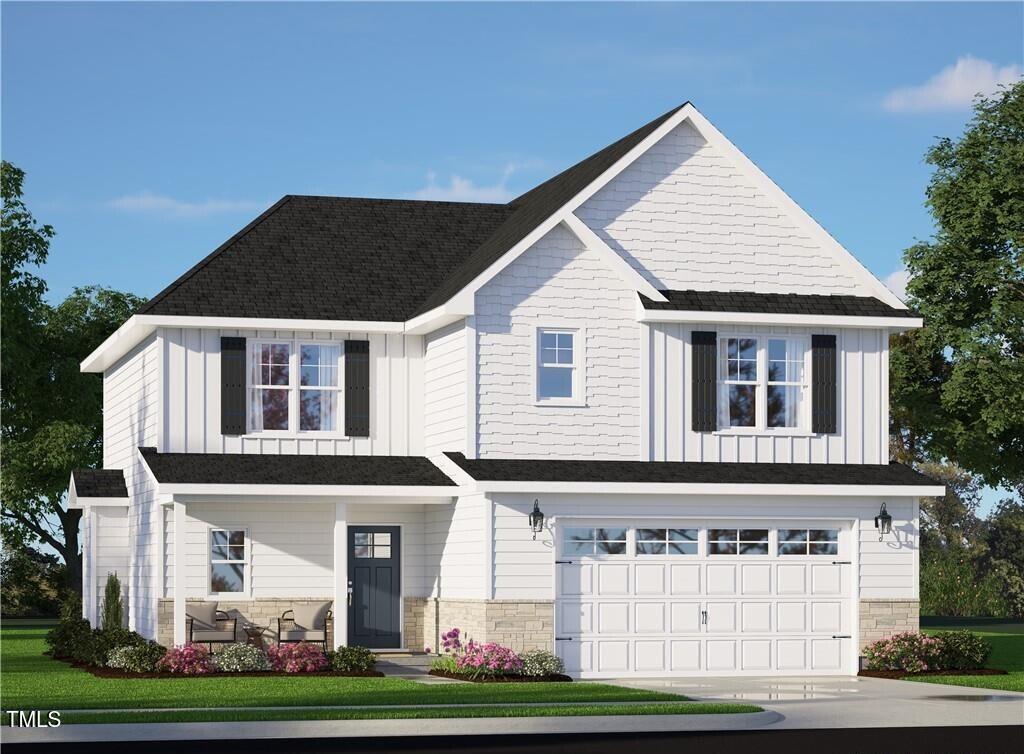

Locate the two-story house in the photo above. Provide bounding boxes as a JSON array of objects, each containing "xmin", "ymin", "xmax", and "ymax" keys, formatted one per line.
[{"xmin": 69, "ymin": 102, "xmax": 942, "ymax": 678}]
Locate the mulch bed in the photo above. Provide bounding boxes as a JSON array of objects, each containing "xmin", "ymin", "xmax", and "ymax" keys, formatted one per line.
[
  {"xmin": 64, "ymin": 659, "xmax": 384, "ymax": 679},
  {"xmin": 859, "ymin": 668, "xmax": 1007, "ymax": 680},
  {"xmin": 429, "ymin": 670, "xmax": 573, "ymax": 683}
]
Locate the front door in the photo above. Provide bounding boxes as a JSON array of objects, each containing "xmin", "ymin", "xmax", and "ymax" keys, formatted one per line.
[{"xmin": 348, "ymin": 526, "xmax": 402, "ymax": 648}]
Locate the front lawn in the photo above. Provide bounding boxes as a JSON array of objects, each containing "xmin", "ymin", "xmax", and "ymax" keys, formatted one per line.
[
  {"xmin": 915, "ymin": 620, "xmax": 1024, "ymax": 692},
  {"xmin": 1, "ymin": 626, "xmax": 761, "ymax": 721}
]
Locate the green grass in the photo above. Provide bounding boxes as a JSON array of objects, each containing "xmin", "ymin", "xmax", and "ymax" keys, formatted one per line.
[
  {"xmin": 59, "ymin": 702, "xmax": 761, "ymax": 725},
  {"xmin": 0, "ymin": 627, "xmax": 683, "ymax": 712},
  {"xmin": 914, "ymin": 621, "xmax": 1024, "ymax": 692}
]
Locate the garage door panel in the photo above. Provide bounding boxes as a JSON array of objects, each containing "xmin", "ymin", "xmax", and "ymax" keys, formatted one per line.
[
  {"xmin": 811, "ymin": 601, "xmax": 843, "ymax": 633},
  {"xmin": 706, "ymin": 602, "xmax": 736, "ymax": 632},
  {"xmin": 561, "ymin": 564, "xmax": 593, "ymax": 596},
  {"xmin": 597, "ymin": 641, "xmax": 630, "ymax": 673},
  {"xmin": 741, "ymin": 602, "xmax": 772, "ymax": 632},
  {"xmin": 706, "ymin": 564, "xmax": 736, "ymax": 595},
  {"xmin": 707, "ymin": 640, "xmax": 737, "ymax": 671},
  {"xmin": 811, "ymin": 563, "xmax": 842, "ymax": 595},
  {"xmin": 777, "ymin": 601, "xmax": 807, "ymax": 632},
  {"xmin": 741, "ymin": 640, "xmax": 772, "ymax": 671},
  {"xmin": 777, "ymin": 563, "xmax": 807, "ymax": 594},
  {"xmin": 777, "ymin": 639, "xmax": 807, "ymax": 670},
  {"xmin": 558, "ymin": 601, "xmax": 592, "ymax": 634},
  {"xmin": 671, "ymin": 640, "xmax": 701, "ymax": 671},
  {"xmin": 741, "ymin": 564, "xmax": 771, "ymax": 595},
  {"xmin": 635, "ymin": 602, "xmax": 666, "ymax": 633},
  {"xmin": 597, "ymin": 602, "xmax": 630, "ymax": 633},
  {"xmin": 635, "ymin": 564, "xmax": 666, "ymax": 595},
  {"xmin": 811, "ymin": 638, "xmax": 844, "ymax": 671},
  {"xmin": 635, "ymin": 641, "xmax": 667, "ymax": 672},
  {"xmin": 561, "ymin": 640, "xmax": 593, "ymax": 674},
  {"xmin": 598, "ymin": 564, "xmax": 630, "ymax": 595},
  {"xmin": 670, "ymin": 602, "xmax": 702, "ymax": 633},
  {"xmin": 670, "ymin": 564, "xmax": 701, "ymax": 595}
]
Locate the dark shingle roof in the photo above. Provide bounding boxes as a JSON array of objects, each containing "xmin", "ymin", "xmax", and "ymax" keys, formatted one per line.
[
  {"xmin": 444, "ymin": 452, "xmax": 935, "ymax": 486},
  {"xmin": 139, "ymin": 447, "xmax": 456, "ymax": 487},
  {"xmin": 138, "ymin": 197, "xmax": 516, "ymax": 321},
  {"xmin": 71, "ymin": 469, "xmax": 128, "ymax": 498},
  {"xmin": 641, "ymin": 290, "xmax": 915, "ymax": 318},
  {"xmin": 138, "ymin": 103, "xmax": 688, "ymax": 322}
]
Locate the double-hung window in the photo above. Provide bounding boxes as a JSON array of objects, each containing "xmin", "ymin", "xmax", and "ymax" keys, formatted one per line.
[
  {"xmin": 537, "ymin": 328, "xmax": 581, "ymax": 403},
  {"xmin": 719, "ymin": 336, "xmax": 808, "ymax": 430},
  {"xmin": 249, "ymin": 341, "xmax": 342, "ymax": 433},
  {"xmin": 209, "ymin": 529, "xmax": 247, "ymax": 595}
]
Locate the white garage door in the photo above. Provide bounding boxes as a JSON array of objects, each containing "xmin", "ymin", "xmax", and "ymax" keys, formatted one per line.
[{"xmin": 555, "ymin": 523, "xmax": 852, "ymax": 677}]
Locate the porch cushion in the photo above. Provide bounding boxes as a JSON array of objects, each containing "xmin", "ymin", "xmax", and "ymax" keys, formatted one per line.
[
  {"xmin": 192, "ymin": 629, "xmax": 235, "ymax": 642},
  {"xmin": 292, "ymin": 601, "xmax": 331, "ymax": 631},
  {"xmin": 186, "ymin": 603, "xmax": 219, "ymax": 630},
  {"xmin": 280, "ymin": 629, "xmax": 327, "ymax": 642}
]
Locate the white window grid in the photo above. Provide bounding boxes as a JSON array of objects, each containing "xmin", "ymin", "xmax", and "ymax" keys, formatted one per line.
[
  {"xmin": 558, "ymin": 527, "xmax": 841, "ymax": 559},
  {"xmin": 535, "ymin": 327, "xmax": 584, "ymax": 405},
  {"xmin": 247, "ymin": 339, "xmax": 345, "ymax": 435},
  {"xmin": 208, "ymin": 528, "xmax": 248, "ymax": 597},
  {"xmin": 717, "ymin": 335, "xmax": 810, "ymax": 431}
]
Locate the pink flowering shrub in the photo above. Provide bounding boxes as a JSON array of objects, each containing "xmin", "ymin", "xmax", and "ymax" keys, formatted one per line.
[
  {"xmin": 156, "ymin": 643, "xmax": 214, "ymax": 675},
  {"xmin": 429, "ymin": 627, "xmax": 523, "ymax": 678},
  {"xmin": 863, "ymin": 632, "xmax": 941, "ymax": 673},
  {"xmin": 267, "ymin": 641, "xmax": 329, "ymax": 673}
]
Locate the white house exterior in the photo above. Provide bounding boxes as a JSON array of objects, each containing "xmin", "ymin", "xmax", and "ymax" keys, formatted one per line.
[{"xmin": 70, "ymin": 102, "xmax": 942, "ymax": 678}]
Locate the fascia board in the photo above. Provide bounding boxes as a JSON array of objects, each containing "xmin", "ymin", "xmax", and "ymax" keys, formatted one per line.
[
  {"xmin": 472, "ymin": 481, "xmax": 946, "ymax": 496},
  {"xmin": 561, "ymin": 214, "xmax": 668, "ymax": 302},
  {"xmin": 637, "ymin": 308, "xmax": 924, "ymax": 330},
  {"xmin": 158, "ymin": 483, "xmax": 463, "ymax": 498}
]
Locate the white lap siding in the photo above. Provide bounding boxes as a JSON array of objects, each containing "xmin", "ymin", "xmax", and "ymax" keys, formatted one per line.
[
  {"xmin": 92, "ymin": 508, "xmax": 130, "ymax": 626},
  {"xmin": 475, "ymin": 224, "xmax": 641, "ymax": 460},
  {"xmin": 424, "ymin": 494, "xmax": 489, "ymax": 599},
  {"xmin": 423, "ymin": 322, "xmax": 467, "ymax": 457},
  {"xmin": 490, "ymin": 494, "xmax": 918, "ymax": 603},
  {"xmin": 644, "ymin": 324, "xmax": 889, "ymax": 464},
  {"xmin": 160, "ymin": 328, "xmax": 426, "ymax": 456}
]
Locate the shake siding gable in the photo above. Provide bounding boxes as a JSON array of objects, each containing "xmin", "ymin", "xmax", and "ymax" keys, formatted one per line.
[
  {"xmin": 576, "ymin": 120, "xmax": 865, "ymax": 296},
  {"xmin": 475, "ymin": 224, "xmax": 641, "ymax": 460}
]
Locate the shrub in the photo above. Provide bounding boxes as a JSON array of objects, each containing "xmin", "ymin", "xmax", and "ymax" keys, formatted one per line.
[
  {"xmin": 156, "ymin": 643, "xmax": 215, "ymax": 675},
  {"xmin": 932, "ymin": 630, "xmax": 991, "ymax": 670},
  {"xmin": 45, "ymin": 616, "xmax": 93, "ymax": 660},
  {"xmin": 267, "ymin": 642, "xmax": 328, "ymax": 673},
  {"xmin": 329, "ymin": 646, "xmax": 376, "ymax": 673},
  {"xmin": 106, "ymin": 642, "xmax": 167, "ymax": 673},
  {"xmin": 213, "ymin": 643, "xmax": 270, "ymax": 673},
  {"xmin": 920, "ymin": 550, "xmax": 1008, "ymax": 617},
  {"xmin": 455, "ymin": 641, "xmax": 523, "ymax": 678},
  {"xmin": 101, "ymin": 573, "xmax": 124, "ymax": 631},
  {"xmin": 863, "ymin": 632, "xmax": 942, "ymax": 673},
  {"xmin": 520, "ymin": 649, "xmax": 564, "ymax": 677}
]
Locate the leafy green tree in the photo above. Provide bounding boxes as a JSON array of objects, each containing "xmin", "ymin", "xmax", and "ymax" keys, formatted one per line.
[
  {"xmin": 985, "ymin": 496, "xmax": 1024, "ymax": 618},
  {"xmin": 1, "ymin": 161, "xmax": 144, "ymax": 593},
  {"xmin": 891, "ymin": 82, "xmax": 1024, "ymax": 489}
]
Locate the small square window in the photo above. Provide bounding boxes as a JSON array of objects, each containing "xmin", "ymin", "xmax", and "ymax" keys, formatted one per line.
[{"xmin": 537, "ymin": 329, "xmax": 579, "ymax": 402}]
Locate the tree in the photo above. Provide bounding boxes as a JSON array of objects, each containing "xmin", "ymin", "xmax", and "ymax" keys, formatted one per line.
[
  {"xmin": 1, "ymin": 161, "xmax": 144, "ymax": 593},
  {"xmin": 891, "ymin": 82, "xmax": 1024, "ymax": 489},
  {"xmin": 101, "ymin": 572, "xmax": 124, "ymax": 630},
  {"xmin": 985, "ymin": 495, "xmax": 1024, "ymax": 618}
]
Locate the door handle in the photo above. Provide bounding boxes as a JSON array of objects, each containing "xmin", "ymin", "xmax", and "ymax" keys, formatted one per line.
[
  {"xmin": 701, "ymin": 610, "xmax": 708, "ymax": 626},
  {"xmin": 347, "ymin": 582, "xmax": 353, "ymax": 607}
]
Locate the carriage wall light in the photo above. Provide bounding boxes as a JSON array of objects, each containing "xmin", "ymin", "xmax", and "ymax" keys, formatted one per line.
[
  {"xmin": 529, "ymin": 499, "xmax": 545, "ymax": 540},
  {"xmin": 874, "ymin": 502, "xmax": 893, "ymax": 541}
]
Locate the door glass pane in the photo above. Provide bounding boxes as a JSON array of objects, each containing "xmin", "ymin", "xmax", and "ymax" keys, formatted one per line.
[
  {"xmin": 709, "ymin": 529, "xmax": 737, "ymax": 544},
  {"xmin": 739, "ymin": 529, "xmax": 769, "ymax": 543},
  {"xmin": 373, "ymin": 546, "xmax": 392, "ymax": 559},
  {"xmin": 708, "ymin": 541, "xmax": 738, "ymax": 555},
  {"xmin": 596, "ymin": 540, "xmax": 626, "ymax": 555},
  {"xmin": 637, "ymin": 528, "xmax": 666, "ymax": 541},
  {"xmin": 669, "ymin": 541, "xmax": 698, "ymax": 555},
  {"xmin": 210, "ymin": 563, "xmax": 244, "ymax": 593},
  {"xmin": 810, "ymin": 529, "xmax": 839, "ymax": 542},
  {"xmin": 374, "ymin": 532, "xmax": 392, "ymax": 545},
  {"xmin": 354, "ymin": 533, "xmax": 370, "ymax": 545},
  {"xmin": 596, "ymin": 528, "xmax": 627, "ymax": 541},
  {"xmin": 564, "ymin": 528, "xmax": 594, "ymax": 543},
  {"xmin": 564, "ymin": 540, "xmax": 595, "ymax": 556},
  {"xmin": 636, "ymin": 541, "xmax": 666, "ymax": 555},
  {"xmin": 353, "ymin": 545, "xmax": 371, "ymax": 559},
  {"xmin": 739, "ymin": 541, "xmax": 769, "ymax": 555},
  {"xmin": 809, "ymin": 541, "xmax": 839, "ymax": 555},
  {"xmin": 778, "ymin": 529, "xmax": 808, "ymax": 543},
  {"xmin": 778, "ymin": 542, "xmax": 807, "ymax": 556},
  {"xmin": 669, "ymin": 529, "xmax": 698, "ymax": 542}
]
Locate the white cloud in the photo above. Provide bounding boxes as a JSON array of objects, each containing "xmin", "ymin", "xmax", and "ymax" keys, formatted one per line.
[
  {"xmin": 884, "ymin": 267, "xmax": 911, "ymax": 301},
  {"xmin": 411, "ymin": 164, "xmax": 517, "ymax": 203},
  {"xmin": 884, "ymin": 56, "xmax": 1022, "ymax": 113},
  {"xmin": 108, "ymin": 191, "xmax": 269, "ymax": 219}
]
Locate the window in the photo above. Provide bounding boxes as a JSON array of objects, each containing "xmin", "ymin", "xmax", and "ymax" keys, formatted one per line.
[
  {"xmin": 778, "ymin": 528, "xmax": 839, "ymax": 556},
  {"xmin": 562, "ymin": 527, "xmax": 627, "ymax": 556},
  {"xmin": 210, "ymin": 529, "xmax": 246, "ymax": 594},
  {"xmin": 719, "ymin": 336, "xmax": 807, "ymax": 430},
  {"xmin": 636, "ymin": 528, "xmax": 698, "ymax": 555},
  {"xmin": 353, "ymin": 532, "xmax": 391, "ymax": 559},
  {"xmin": 249, "ymin": 340, "xmax": 343, "ymax": 433},
  {"xmin": 708, "ymin": 528, "xmax": 769, "ymax": 555},
  {"xmin": 537, "ymin": 329, "xmax": 580, "ymax": 402}
]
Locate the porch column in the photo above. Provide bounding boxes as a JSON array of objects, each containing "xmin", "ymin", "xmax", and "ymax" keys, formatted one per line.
[
  {"xmin": 172, "ymin": 500, "xmax": 186, "ymax": 646},
  {"xmin": 333, "ymin": 502, "xmax": 348, "ymax": 649}
]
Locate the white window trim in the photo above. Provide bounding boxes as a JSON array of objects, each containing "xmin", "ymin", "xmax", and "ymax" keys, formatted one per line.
[
  {"xmin": 714, "ymin": 334, "xmax": 811, "ymax": 435},
  {"xmin": 534, "ymin": 326, "xmax": 586, "ymax": 407},
  {"xmin": 207, "ymin": 527, "xmax": 250, "ymax": 599},
  {"xmin": 246, "ymin": 339, "xmax": 349, "ymax": 438}
]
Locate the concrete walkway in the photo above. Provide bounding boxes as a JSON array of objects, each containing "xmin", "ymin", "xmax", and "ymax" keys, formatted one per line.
[{"xmin": 608, "ymin": 675, "xmax": 1024, "ymax": 729}]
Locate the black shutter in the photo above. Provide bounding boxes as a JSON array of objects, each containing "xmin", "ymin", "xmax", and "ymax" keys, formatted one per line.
[
  {"xmin": 220, "ymin": 337, "xmax": 247, "ymax": 435},
  {"xmin": 812, "ymin": 334, "xmax": 837, "ymax": 434},
  {"xmin": 345, "ymin": 340, "xmax": 370, "ymax": 437},
  {"xmin": 691, "ymin": 331, "xmax": 717, "ymax": 432}
]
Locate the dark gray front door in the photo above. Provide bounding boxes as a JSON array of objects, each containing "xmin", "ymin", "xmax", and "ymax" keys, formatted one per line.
[{"xmin": 348, "ymin": 526, "xmax": 401, "ymax": 648}]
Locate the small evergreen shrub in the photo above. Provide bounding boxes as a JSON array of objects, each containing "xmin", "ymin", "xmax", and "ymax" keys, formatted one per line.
[
  {"xmin": 213, "ymin": 643, "xmax": 270, "ymax": 673},
  {"xmin": 329, "ymin": 646, "xmax": 376, "ymax": 672},
  {"xmin": 45, "ymin": 616, "xmax": 93, "ymax": 660},
  {"xmin": 520, "ymin": 649, "xmax": 565, "ymax": 677},
  {"xmin": 156, "ymin": 643, "xmax": 215, "ymax": 675},
  {"xmin": 86, "ymin": 627, "xmax": 147, "ymax": 666},
  {"xmin": 267, "ymin": 642, "xmax": 328, "ymax": 673},
  {"xmin": 100, "ymin": 573, "xmax": 124, "ymax": 631},
  {"xmin": 106, "ymin": 642, "xmax": 167, "ymax": 673},
  {"xmin": 932, "ymin": 630, "xmax": 991, "ymax": 670},
  {"xmin": 863, "ymin": 632, "xmax": 942, "ymax": 673}
]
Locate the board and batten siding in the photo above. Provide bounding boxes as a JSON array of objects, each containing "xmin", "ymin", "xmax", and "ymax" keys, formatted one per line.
[
  {"xmin": 576, "ymin": 119, "xmax": 866, "ymax": 296},
  {"xmin": 489, "ymin": 494, "xmax": 918, "ymax": 601},
  {"xmin": 423, "ymin": 321, "xmax": 467, "ymax": 456},
  {"xmin": 643, "ymin": 323, "xmax": 889, "ymax": 465},
  {"xmin": 162, "ymin": 502, "xmax": 435, "ymax": 600},
  {"xmin": 159, "ymin": 327, "xmax": 426, "ymax": 456},
  {"xmin": 475, "ymin": 224, "xmax": 641, "ymax": 459}
]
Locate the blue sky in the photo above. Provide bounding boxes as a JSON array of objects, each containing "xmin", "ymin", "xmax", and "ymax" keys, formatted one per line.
[{"xmin": 3, "ymin": 2, "xmax": 1022, "ymax": 510}]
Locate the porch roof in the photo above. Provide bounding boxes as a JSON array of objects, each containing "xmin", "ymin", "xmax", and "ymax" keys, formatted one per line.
[
  {"xmin": 139, "ymin": 447, "xmax": 456, "ymax": 488},
  {"xmin": 68, "ymin": 469, "xmax": 129, "ymax": 508}
]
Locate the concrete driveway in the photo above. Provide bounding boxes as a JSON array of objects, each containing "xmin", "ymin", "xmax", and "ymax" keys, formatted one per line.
[{"xmin": 609, "ymin": 675, "xmax": 1024, "ymax": 729}]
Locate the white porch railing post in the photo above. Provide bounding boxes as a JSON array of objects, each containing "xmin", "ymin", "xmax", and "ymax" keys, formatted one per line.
[
  {"xmin": 172, "ymin": 500, "xmax": 186, "ymax": 646},
  {"xmin": 333, "ymin": 502, "xmax": 348, "ymax": 649}
]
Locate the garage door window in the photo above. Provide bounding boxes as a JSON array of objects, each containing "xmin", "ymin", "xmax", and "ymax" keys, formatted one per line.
[
  {"xmin": 778, "ymin": 528, "xmax": 839, "ymax": 555},
  {"xmin": 636, "ymin": 528, "xmax": 698, "ymax": 555},
  {"xmin": 708, "ymin": 528, "xmax": 769, "ymax": 555},
  {"xmin": 562, "ymin": 527, "xmax": 627, "ymax": 556}
]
